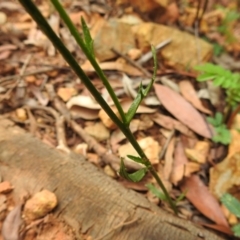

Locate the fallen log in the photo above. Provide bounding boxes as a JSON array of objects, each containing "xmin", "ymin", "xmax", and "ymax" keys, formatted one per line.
[{"xmin": 0, "ymin": 118, "xmax": 225, "ymax": 240}]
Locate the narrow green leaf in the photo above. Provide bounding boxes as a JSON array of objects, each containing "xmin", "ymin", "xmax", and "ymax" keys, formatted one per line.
[
  {"xmin": 142, "ymin": 45, "xmax": 157, "ymax": 96},
  {"xmin": 232, "ymin": 224, "xmax": 240, "ymax": 237},
  {"xmin": 81, "ymin": 17, "xmax": 94, "ymax": 55},
  {"xmin": 125, "ymin": 46, "xmax": 157, "ymax": 125},
  {"xmin": 125, "ymin": 86, "xmax": 143, "ymax": 125},
  {"xmin": 127, "ymin": 155, "xmax": 146, "ymax": 164},
  {"xmin": 119, "ymin": 158, "xmax": 129, "ymax": 180},
  {"xmin": 146, "ymin": 183, "xmax": 167, "ymax": 201},
  {"xmin": 221, "ymin": 193, "xmax": 240, "ymax": 218},
  {"xmin": 128, "ymin": 168, "xmax": 148, "ymax": 182},
  {"xmin": 175, "ymin": 190, "xmax": 187, "ymax": 204},
  {"xmin": 119, "ymin": 158, "xmax": 147, "ymax": 182}
]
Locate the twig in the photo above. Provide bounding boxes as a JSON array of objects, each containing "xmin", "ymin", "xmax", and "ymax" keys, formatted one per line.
[
  {"xmin": 111, "ymin": 48, "xmax": 152, "ymax": 77},
  {"xmin": 28, "ymin": 106, "xmax": 70, "ymax": 153},
  {"xmin": 16, "ymin": 54, "xmax": 32, "ymax": 98},
  {"xmin": 159, "ymin": 129, "xmax": 175, "ymax": 160},
  {"xmin": 95, "ymin": 217, "xmax": 140, "ymax": 240},
  {"xmin": 52, "ymin": 96, "xmax": 141, "ymax": 171},
  {"xmin": 56, "ymin": 115, "xmax": 70, "ymax": 153},
  {"xmin": 137, "ymin": 39, "xmax": 172, "ymax": 65},
  {"xmin": 18, "ymin": 54, "xmax": 32, "ymax": 80},
  {"xmin": 0, "ymin": 67, "xmax": 57, "ymax": 84},
  {"xmin": 24, "ymin": 106, "xmax": 38, "ymax": 135}
]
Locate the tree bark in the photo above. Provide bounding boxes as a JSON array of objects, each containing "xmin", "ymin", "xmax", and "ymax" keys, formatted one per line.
[{"xmin": 0, "ymin": 118, "xmax": 225, "ymax": 240}]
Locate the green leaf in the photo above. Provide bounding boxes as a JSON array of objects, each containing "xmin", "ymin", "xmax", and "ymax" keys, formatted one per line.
[
  {"xmin": 127, "ymin": 155, "xmax": 146, "ymax": 164},
  {"xmin": 221, "ymin": 193, "xmax": 240, "ymax": 218},
  {"xmin": 214, "ymin": 76, "xmax": 226, "ymax": 86},
  {"xmin": 213, "ymin": 43, "xmax": 224, "ymax": 56},
  {"xmin": 207, "ymin": 116, "xmax": 218, "ymax": 126},
  {"xmin": 81, "ymin": 17, "xmax": 94, "ymax": 56},
  {"xmin": 125, "ymin": 46, "xmax": 157, "ymax": 125},
  {"xmin": 119, "ymin": 158, "xmax": 147, "ymax": 182},
  {"xmin": 142, "ymin": 45, "xmax": 157, "ymax": 96},
  {"xmin": 194, "ymin": 63, "xmax": 225, "ymax": 74},
  {"xmin": 232, "ymin": 224, "xmax": 240, "ymax": 237},
  {"xmin": 213, "ymin": 126, "xmax": 231, "ymax": 145},
  {"xmin": 125, "ymin": 84, "xmax": 143, "ymax": 125},
  {"xmin": 215, "ymin": 112, "xmax": 223, "ymax": 125},
  {"xmin": 146, "ymin": 183, "xmax": 167, "ymax": 201},
  {"xmin": 175, "ymin": 190, "xmax": 187, "ymax": 204},
  {"xmin": 196, "ymin": 73, "xmax": 217, "ymax": 81}
]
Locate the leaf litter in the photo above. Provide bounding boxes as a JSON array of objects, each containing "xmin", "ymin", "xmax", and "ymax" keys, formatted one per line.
[{"xmin": 1, "ymin": 0, "xmax": 240, "ymax": 238}]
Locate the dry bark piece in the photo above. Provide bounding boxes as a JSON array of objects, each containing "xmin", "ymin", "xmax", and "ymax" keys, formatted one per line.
[
  {"xmin": 0, "ymin": 181, "xmax": 14, "ymax": 194},
  {"xmin": 0, "ymin": 118, "xmax": 225, "ymax": 240},
  {"xmin": 24, "ymin": 190, "xmax": 57, "ymax": 220}
]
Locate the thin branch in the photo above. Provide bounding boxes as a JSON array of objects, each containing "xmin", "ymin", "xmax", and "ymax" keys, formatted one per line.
[{"xmin": 111, "ymin": 48, "xmax": 151, "ymax": 77}]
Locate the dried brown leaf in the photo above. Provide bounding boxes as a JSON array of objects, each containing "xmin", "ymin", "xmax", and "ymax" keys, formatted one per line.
[
  {"xmin": 181, "ymin": 175, "xmax": 229, "ymax": 228},
  {"xmin": 153, "ymin": 113, "xmax": 195, "ymax": 137},
  {"xmin": 164, "ymin": 137, "xmax": 175, "ymax": 180},
  {"xmin": 170, "ymin": 139, "xmax": 188, "ymax": 185},
  {"xmin": 154, "ymin": 84, "xmax": 212, "ymax": 138},
  {"xmin": 179, "ymin": 80, "xmax": 212, "ymax": 115}
]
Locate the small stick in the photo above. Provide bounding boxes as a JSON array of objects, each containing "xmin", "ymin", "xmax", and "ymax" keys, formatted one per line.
[
  {"xmin": 28, "ymin": 105, "xmax": 70, "ymax": 153},
  {"xmin": 111, "ymin": 48, "xmax": 152, "ymax": 77},
  {"xmin": 0, "ymin": 67, "xmax": 57, "ymax": 84},
  {"xmin": 159, "ymin": 129, "xmax": 175, "ymax": 160},
  {"xmin": 137, "ymin": 39, "xmax": 172, "ymax": 65},
  {"xmin": 52, "ymin": 96, "xmax": 140, "ymax": 171}
]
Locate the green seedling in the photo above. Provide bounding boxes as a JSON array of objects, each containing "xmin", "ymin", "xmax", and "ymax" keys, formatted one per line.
[
  {"xmin": 207, "ymin": 112, "xmax": 231, "ymax": 145},
  {"xmin": 221, "ymin": 193, "xmax": 240, "ymax": 237},
  {"xmin": 146, "ymin": 183, "xmax": 187, "ymax": 204},
  {"xmin": 213, "ymin": 43, "xmax": 224, "ymax": 56},
  {"xmin": 195, "ymin": 63, "xmax": 240, "ymax": 108},
  {"xmin": 18, "ymin": 0, "xmax": 177, "ymax": 214},
  {"xmin": 217, "ymin": 7, "xmax": 240, "ymax": 43}
]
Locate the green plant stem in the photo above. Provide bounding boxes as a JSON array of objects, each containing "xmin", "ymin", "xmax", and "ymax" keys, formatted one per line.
[
  {"xmin": 18, "ymin": 0, "xmax": 122, "ymax": 127},
  {"xmin": 50, "ymin": 0, "xmax": 126, "ymax": 124},
  {"xmin": 18, "ymin": 0, "xmax": 177, "ymax": 214}
]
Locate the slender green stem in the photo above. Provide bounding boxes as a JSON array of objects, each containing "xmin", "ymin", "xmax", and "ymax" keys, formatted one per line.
[
  {"xmin": 149, "ymin": 168, "xmax": 177, "ymax": 214},
  {"xmin": 18, "ymin": 0, "xmax": 177, "ymax": 214},
  {"xmin": 50, "ymin": 0, "xmax": 126, "ymax": 123},
  {"xmin": 18, "ymin": 0, "xmax": 123, "ymax": 128}
]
